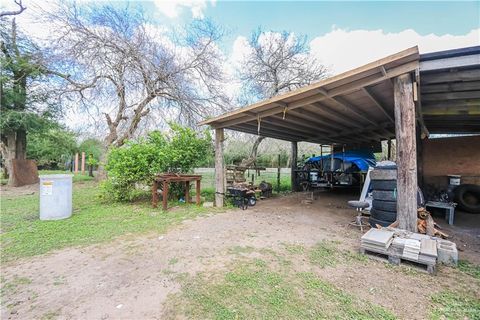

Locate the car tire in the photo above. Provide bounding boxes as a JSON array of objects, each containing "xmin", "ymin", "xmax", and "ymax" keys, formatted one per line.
[
  {"xmin": 372, "ymin": 190, "xmax": 396, "ymax": 202},
  {"xmin": 369, "ymin": 216, "xmax": 393, "ymax": 228},
  {"xmin": 370, "ymin": 180, "xmax": 397, "ymax": 191},
  {"xmin": 454, "ymin": 184, "xmax": 480, "ymax": 213},
  {"xmin": 372, "ymin": 200, "xmax": 397, "ymax": 212},
  {"xmin": 370, "ymin": 169, "xmax": 397, "ymax": 180},
  {"xmin": 370, "ymin": 208, "xmax": 397, "ymax": 222},
  {"xmin": 248, "ymin": 196, "xmax": 257, "ymax": 207}
]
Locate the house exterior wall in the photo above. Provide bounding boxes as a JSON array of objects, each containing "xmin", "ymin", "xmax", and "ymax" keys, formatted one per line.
[{"xmin": 422, "ymin": 136, "xmax": 480, "ymax": 189}]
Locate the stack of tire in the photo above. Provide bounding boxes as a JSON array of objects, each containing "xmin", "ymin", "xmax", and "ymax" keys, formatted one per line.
[{"xmin": 369, "ymin": 165, "xmax": 397, "ymax": 227}]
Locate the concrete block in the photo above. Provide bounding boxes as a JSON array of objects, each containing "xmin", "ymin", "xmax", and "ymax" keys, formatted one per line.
[{"xmin": 436, "ymin": 239, "xmax": 458, "ymax": 266}]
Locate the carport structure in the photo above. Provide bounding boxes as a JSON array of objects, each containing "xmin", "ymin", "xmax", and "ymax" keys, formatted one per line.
[{"xmin": 200, "ymin": 46, "xmax": 480, "ymax": 232}]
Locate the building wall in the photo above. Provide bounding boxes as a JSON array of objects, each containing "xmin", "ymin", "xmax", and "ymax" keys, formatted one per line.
[{"xmin": 422, "ymin": 135, "xmax": 480, "ymax": 188}]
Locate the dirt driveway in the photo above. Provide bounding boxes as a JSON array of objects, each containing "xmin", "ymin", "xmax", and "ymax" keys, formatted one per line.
[{"xmin": 1, "ymin": 191, "xmax": 479, "ymax": 319}]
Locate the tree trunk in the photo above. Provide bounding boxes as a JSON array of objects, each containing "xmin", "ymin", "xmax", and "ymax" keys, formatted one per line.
[
  {"xmin": 240, "ymin": 136, "xmax": 265, "ymax": 167},
  {"xmin": 1, "ymin": 130, "xmax": 28, "ymax": 186},
  {"xmin": 95, "ymin": 149, "xmax": 108, "ymax": 181}
]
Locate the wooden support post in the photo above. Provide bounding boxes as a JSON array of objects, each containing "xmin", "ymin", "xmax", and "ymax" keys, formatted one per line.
[
  {"xmin": 416, "ymin": 128, "xmax": 424, "ymax": 189},
  {"xmin": 291, "ymin": 141, "xmax": 298, "ymax": 191},
  {"xmin": 394, "ymin": 73, "xmax": 418, "ymax": 232},
  {"xmin": 196, "ymin": 180, "xmax": 201, "ymax": 206},
  {"xmin": 74, "ymin": 153, "xmax": 79, "ymax": 174},
  {"xmin": 215, "ymin": 128, "xmax": 225, "ymax": 207},
  {"xmin": 386, "ymin": 139, "xmax": 390, "ymax": 160},
  {"xmin": 152, "ymin": 181, "xmax": 158, "ymax": 208},
  {"xmin": 185, "ymin": 181, "xmax": 190, "ymax": 203},
  {"xmin": 162, "ymin": 180, "xmax": 168, "ymax": 211},
  {"xmin": 277, "ymin": 154, "xmax": 281, "ymax": 193},
  {"xmin": 81, "ymin": 152, "xmax": 85, "ymax": 174}
]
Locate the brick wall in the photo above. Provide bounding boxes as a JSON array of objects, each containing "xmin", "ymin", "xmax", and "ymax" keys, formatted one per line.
[{"xmin": 421, "ymin": 135, "xmax": 480, "ymax": 188}]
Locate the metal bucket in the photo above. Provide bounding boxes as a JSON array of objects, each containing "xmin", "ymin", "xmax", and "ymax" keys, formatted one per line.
[{"xmin": 39, "ymin": 174, "xmax": 73, "ymax": 220}]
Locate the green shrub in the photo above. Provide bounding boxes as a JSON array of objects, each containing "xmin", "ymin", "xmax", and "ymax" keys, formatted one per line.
[{"xmin": 104, "ymin": 124, "xmax": 212, "ymax": 201}]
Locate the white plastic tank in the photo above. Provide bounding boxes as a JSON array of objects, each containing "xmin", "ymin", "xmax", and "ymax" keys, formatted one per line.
[{"xmin": 39, "ymin": 174, "xmax": 73, "ymax": 220}]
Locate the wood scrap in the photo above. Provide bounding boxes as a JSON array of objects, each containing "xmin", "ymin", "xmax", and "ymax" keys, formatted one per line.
[
  {"xmin": 426, "ymin": 215, "xmax": 435, "ymax": 236},
  {"xmin": 416, "ymin": 207, "xmax": 449, "ymax": 239},
  {"xmin": 388, "ymin": 220, "xmax": 399, "ymax": 228}
]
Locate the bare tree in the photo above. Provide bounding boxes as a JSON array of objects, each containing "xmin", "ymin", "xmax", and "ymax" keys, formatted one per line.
[
  {"xmin": 237, "ymin": 29, "xmax": 328, "ymax": 166},
  {"xmin": 44, "ymin": 3, "xmax": 228, "ymax": 177},
  {"xmin": 0, "ymin": 0, "xmax": 26, "ymax": 19}
]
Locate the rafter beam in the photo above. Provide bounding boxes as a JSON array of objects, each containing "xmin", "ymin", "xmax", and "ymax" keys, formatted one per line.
[{"xmin": 362, "ymin": 87, "xmax": 394, "ymax": 122}]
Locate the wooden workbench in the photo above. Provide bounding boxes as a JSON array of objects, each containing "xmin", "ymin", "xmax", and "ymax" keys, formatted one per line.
[{"xmin": 152, "ymin": 174, "xmax": 202, "ymax": 210}]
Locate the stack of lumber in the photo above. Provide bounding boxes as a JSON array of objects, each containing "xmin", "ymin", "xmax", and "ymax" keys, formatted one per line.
[{"xmin": 360, "ymin": 229, "xmax": 394, "ymax": 254}]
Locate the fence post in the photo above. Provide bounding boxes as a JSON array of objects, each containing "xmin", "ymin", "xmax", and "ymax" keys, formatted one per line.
[{"xmin": 277, "ymin": 154, "xmax": 281, "ymax": 193}]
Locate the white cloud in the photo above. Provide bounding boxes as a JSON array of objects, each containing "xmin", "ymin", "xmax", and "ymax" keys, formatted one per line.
[
  {"xmin": 309, "ymin": 28, "xmax": 480, "ymax": 74},
  {"xmin": 153, "ymin": 0, "xmax": 216, "ymax": 19}
]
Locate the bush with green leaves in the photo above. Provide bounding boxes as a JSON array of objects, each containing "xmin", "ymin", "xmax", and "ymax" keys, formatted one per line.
[
  {"xmin": 26, "ymin": 125, "xmax": 77, "ymax": 168},
  {"xmin": 104, "ymin": 124, "xmax": 212, "ymax": 201}
]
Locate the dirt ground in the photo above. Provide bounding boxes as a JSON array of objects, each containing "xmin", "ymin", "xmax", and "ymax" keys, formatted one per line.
[{"xmin": 1, "ymin": 190, "xmax": 479, "ymax": 319}]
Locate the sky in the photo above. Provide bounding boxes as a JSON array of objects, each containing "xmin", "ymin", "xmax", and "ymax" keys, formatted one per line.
[
  {"xmin": 5, "ymin": 0, "xmax": 479, "ymax": 73},
  {"xmin": 2, "ymin": 0, "xmax": 479, "ymax": 133},
  {"xmin": 144, "ymin": 0, "xmax": 480, "ymax": 72}
]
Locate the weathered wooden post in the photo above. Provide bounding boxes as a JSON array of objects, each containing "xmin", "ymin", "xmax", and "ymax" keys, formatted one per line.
[
  {"xmin": 394, "ymin": 73, "xmax": 418, "ymax": 232},
  {"xmin": 81, "ymin": 152, "xmax": 85, "ymax": 174},
  {"xmin": 291, "ymin": 141, "xmax": 297, "ymax": 191},
  {"xmin": 277, "ymin": 154, "xmax": 281, "ymax": 193},
  {"xmin": 74, "ymin": 153, "xmax": 79, "ymax": 174},
  {"xmin": 387, "ymin": 139, "xmax": 392, "ymax": 160},
  {"xmin": 214, "ymin": 128, "xmax": 225, "ymax": 207}
]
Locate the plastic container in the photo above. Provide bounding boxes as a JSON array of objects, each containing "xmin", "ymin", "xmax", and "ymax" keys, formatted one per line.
[
  {"xmin": 448, "ymin": 175, "xmax": 461, "ymax": 186},
  {"xmin": 39, "ymin": 174, "xmax": 73, "ymax": 220}
]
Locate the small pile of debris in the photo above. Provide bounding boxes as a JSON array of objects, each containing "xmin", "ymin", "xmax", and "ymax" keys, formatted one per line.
[{"xmin": 378, "ymin": 207, "xmax": 449, "ymax": 239}]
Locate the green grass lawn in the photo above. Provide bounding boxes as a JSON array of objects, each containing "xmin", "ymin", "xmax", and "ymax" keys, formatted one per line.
[
  {"xmin": 165, "ymin": 242, "xmax": 480, "ymax": 320},
  {"xmin": 1, "ymin": 178, "xmax": 224, "ymax": 263}
]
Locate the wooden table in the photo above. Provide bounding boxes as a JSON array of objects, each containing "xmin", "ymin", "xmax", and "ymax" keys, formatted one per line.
[{"xmin": 152, "ymin": 174, "xmax": 202, "ymax": 210}]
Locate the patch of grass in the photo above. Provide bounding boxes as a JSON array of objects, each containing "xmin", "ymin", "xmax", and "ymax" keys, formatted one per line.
[
  {"xmin": 41, "ymin": 309, "xmax": 60, "ymax": 320},
  {"xmin": 342, "ymin": 250, "xmax": 369, "ymax": 263},
  {"xmin": 1, "ymin": 181, "xmax": 225, "ymax": 262},
  {"xmin": 283, "ymin": 243, "xmax": 305, "ymax": 254},
  {"xmin": 1, "ymin": 276, "xmax": 32, "ymax": 296},
  {"xmin": 168, "ymin": 257, "xmax": 179, "ymax": 265},
  {"xmin": 227, "ymin": 246, "xmax": 255, "ymax": 255},
  {"xmin": 165, "ymin": 258, "xmax": 395, "ymax": 319},
  {"xmin": 308, "ymin": 240, "xmax": 339, "ymax": 268},
  {"xmin": 430, "ymin": 290, "xmax": 480, "ymax": 320},
  {"xmin": 458, "ymin": 260, "xmax": 480, "ymax": 280}
]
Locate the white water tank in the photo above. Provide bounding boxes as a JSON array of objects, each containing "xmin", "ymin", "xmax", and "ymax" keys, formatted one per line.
[{"xmin": 39, "ymin": 174, "xmax": 73, "ymax": 220}]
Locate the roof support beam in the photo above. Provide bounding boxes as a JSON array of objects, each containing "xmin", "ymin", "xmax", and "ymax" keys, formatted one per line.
[
  {"xmin": 306, "ymin": 122, "xmax": 392, "ymax": 143},
  {"xmin": 309, "ymin": 102, "xmax": 363, "ymax": 128},
  {"xmin": 362, "ymin": 87, "xmax": 395, "ymax": 122},
  {"xmin": 317, "ymin": 89, "xmax": 377, "ymax": 125},
  {"xmin": 232, "ymin": 122, "xmax": 308, "ymax": 140},
  {"xmin": 287, "ymin": 109, "xmax": 350, "ymax": 131},
  {"xmin": 229, "ymin": 125, "xmax": 300, "ymax": 142}
]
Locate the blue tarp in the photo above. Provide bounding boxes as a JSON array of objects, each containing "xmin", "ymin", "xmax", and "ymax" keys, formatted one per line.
[{"xmin": 306, "ymin": 149, "xmax": 376, "ymax": 172}]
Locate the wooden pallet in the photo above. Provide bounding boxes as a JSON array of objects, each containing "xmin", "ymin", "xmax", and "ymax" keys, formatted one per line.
[{"xmin": 360, "ymin": 247, "xmax": 437, "ymax": 274}]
